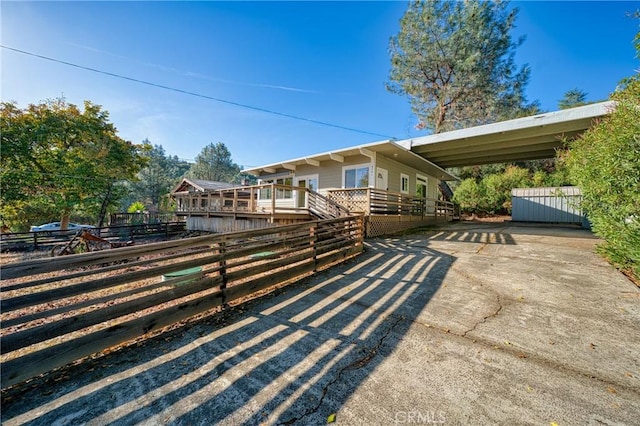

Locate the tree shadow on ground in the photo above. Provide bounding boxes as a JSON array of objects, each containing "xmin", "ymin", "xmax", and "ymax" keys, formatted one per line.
[{"xmin": 1, "ymin": 230, "xmax": 516, "ymax": 425}]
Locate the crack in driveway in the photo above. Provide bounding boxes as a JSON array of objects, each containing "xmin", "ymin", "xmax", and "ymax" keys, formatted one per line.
[
  {"xmin": 462, "ymin": 292, "xmax": 503, "ymax": 338},
  {"xmin": 278, "ymin": 315, "xmax": 404, "ymax": 425}
]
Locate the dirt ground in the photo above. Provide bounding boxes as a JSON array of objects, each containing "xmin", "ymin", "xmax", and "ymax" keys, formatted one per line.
[{"xmin": 460, "ymin": 213, "xmax": 512, "ymax": 223}]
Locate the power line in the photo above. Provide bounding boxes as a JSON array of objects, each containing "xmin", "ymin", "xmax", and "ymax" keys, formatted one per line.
[{"xmin": 1, "ymin": 45, "xmax": 398, "ymax": 140}]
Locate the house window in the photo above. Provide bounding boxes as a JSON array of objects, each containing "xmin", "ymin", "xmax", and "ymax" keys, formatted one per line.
[
  {"xmin": 259, "ymin": 177, "xmax": 293, "ymax": 199},
  {"xmin": 343, "ymin": 164, "xmax": 370, "ymax": 188},
  {"xmin": 276, "ymin": 177, "xmax": 293, "ymax": 199},
  {"xmin": 401, "ymin": 173, "xmax": 410, "ymax": 194},
  {"xmin": 416, "ymin": 174, "xmax": 428, "ymax": 198}
]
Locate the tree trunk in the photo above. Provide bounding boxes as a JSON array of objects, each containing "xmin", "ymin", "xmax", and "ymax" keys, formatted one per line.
[
  {"xmin": 435, "ymin": 103, "xmax": 447, "ymax": 134},
  {"xmin": 97, "ymin": 183, "xmax": 113, "ymax": 228},
  {"xmin": 60, "ymin": 211, "xmax": 71, "ymax": 231}
]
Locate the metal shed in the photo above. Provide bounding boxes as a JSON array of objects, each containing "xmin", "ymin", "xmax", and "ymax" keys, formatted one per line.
[{"xmin": 511, "ymin": 187, "xmax": 586, "ymax": 225}]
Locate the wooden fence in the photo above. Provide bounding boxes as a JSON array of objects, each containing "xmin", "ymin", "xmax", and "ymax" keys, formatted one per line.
[
  {"xmin": 0, "ymin": 215, "xmax": 363, "ymax": 388},
  {"xmin": 0, "ymin": 222, "xmax": 186, "ymax": 252},
  {"xmin": 109, "ymin": 212, "xmax": 179, "ymax": 225}
]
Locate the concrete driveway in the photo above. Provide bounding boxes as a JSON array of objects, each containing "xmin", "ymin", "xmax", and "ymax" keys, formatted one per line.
[{"xmin": 2, "ymin": 222, "xmax": 639, "ymax": 425}]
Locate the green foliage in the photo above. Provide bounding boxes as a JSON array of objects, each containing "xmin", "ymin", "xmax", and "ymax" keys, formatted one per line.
[
  {"xmin": 562, "ymin": 76, "xmax": 640, "ymax": 277},
  {"xmin": 484, "ymin": 166, "xmax": 531, "ymax": 212},
  {"xmin": 452, "ymin": 178, "xmax": 483, "ymax": 213},
  {"xmin": 186, "ymin": 142, "xmax": 241, "ymax": 182},
  {"xmin": 0, "ymin": 99, "xmax": 146, "ymax": 230},
  {"xmin": 127, "ymin": 201, "xmax": 146, "ymax": 213},
  {"xmin": 453, "ymin": 165, "xmax": 536, "ymax": 214},
  {"xmin": 234, "ymin": 172, "xmax": 259, "ymax": 186},
  {"xmin": 558, "ymin": 88, "xmax": 588, "ymax": 109},
  {"xmin": 124, "ymin": 141, "xmax": 191, "ymax": 210},
  {"xmin": 532, "ymin": 170, "xmax": 547, "ymax": 187},
  {"xmin": 388, "ymin": 0, "xmax": 536, "ymax": 133}
]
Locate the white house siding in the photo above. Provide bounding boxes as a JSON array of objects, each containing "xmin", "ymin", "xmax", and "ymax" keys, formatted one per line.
[
  {"xmin": 375, "ymin": 155, "xmax": 439, "ymax": 199},
  {"xmin": 256, "ymin": 198, "xmax": 296, "ymax": 210},
  {"xmin": 294, "ymin": 155, "xmax": 373, "ymax": 190},
  {"xmin": 292, "ymin": 153, "xmax": 439, "ymax": 200}
]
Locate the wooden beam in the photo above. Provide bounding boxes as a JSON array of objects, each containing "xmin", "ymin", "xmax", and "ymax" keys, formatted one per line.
[
  {"xmin": 262, "ymin": 167, "xmax": 276, "ymax": 174},
  {"xmin": 359, "ymin": 148, "xmax": 375, "ymax": 158},
  {"xmin": 329, "ymin": 153, "xmax": 344, "ymax": 163},
  {"xmin": 304, "ymin": 158, "xmax": 320, "ymax": 167},
  {"xmin": 281, "ymin": 163, "xmax": 296, "ymax": 171}
]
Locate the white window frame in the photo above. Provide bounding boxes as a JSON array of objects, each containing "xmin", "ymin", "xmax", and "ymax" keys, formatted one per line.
[
  {"xmin": 258, "ymin": 176, "xmax": 294, "ymax": 200},
  {"xmin": 294, "ymin": 174, "xmax": 319, "ymax": 208},
  {"xmin": 416, "ymin": 174, "xmax": 428, "ymax": 198},
  {"xmin": 400, "ymin": 173, "xmax": 410, "ymax": 194},
  {"xmin": 342, "ymin": 163, "xmax": 372, "ymax": 189},
  {"xmin": 294, "ymin": 174, "xmax": 319, "ymax": 191}
]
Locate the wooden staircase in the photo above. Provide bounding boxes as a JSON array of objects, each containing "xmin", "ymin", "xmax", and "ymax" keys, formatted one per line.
[{"xmin": 307, "ymin": 190, "xmax": 351, "ymax": 220}]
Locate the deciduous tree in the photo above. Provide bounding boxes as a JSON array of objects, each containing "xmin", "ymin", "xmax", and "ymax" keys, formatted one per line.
[{"xmin": 0, "ymin": 99, "xmax": 146, "ymax": 230}]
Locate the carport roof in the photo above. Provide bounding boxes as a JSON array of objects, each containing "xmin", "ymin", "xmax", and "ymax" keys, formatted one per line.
[
  {"xmin": 243, "ymin": 102, "xmax": 613, "ymax": 182},
  {"xmin": 396, "ymin": 101, "xmax": 614, "ymax": 168}
]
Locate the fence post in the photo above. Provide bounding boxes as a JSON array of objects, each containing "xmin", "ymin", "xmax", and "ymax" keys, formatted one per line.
[
  {"xmin": 33, "ymin": 232, "xmax": 38, "ymax": 249},
  {"xmin": 219, "ymin": 239, "xmax": 228, "ymax": 307},
  {"xmin": 310, "ymin": 224, "xmax": 317, "ymax": 272},
  {"xmin": 271, "ymin": 183, "xmax": 276, "ymax": 214}
]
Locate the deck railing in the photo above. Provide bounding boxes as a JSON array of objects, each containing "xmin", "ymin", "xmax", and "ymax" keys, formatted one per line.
[
  {"xmin": 174, "ymin": 184, "xmax": 302, "ymax": 215},
  {"xmin": 174, "ymin": 184, "xmax": 454, "ymax": 219},
  {"xmin": 307, "ymin": 190, "xmax": 351, "ymax": 219},
  {"xmin": 326, "ymin": 188, "xmax": 454, "ymax": 218}
]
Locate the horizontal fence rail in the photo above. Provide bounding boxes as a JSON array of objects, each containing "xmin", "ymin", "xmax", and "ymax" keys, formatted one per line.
[
  {"xmin": 0, "ymin": 222, "xmax": 186, "ymax": 252},
  {"xmin": 109, "ymin": 212, "xmax": 179, "ymax": 226},
  {"xmin": 0, "ymin": 216, "xmax": 364, "ymax": 388}
]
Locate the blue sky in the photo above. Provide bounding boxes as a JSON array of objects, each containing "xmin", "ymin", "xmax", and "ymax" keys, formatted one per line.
[{"xmin": 2, "ymin": 1, "xmax": 638, "ymax": 169}]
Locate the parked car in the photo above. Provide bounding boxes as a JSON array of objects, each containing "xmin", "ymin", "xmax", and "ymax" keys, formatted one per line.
[{"xmin": 30, "ymin": 222, "xmax": 95, "ymax": 233}]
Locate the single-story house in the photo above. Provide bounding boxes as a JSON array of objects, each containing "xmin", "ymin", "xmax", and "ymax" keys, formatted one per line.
[
  {"xmin": 172, "ymin": 102, "xmax": 612, "ymax": 236},
  {"xmin": 173, "ymin": 140, "xmax": 458, "ymax": 237}
]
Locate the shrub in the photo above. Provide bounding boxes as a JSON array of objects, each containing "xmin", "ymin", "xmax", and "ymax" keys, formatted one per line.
[
  {"xmin": 453, "ymin": 165, "xmax": 531, "ymax": 214},
  {"xmin": 562, "ymin": 76, "xmax": 640, "ymax": 278},
  {"xmin": 452, "ymin": 178, "xmax": 483, "ymax": 213},
  {"xmin": 127, "ymin": 202, "xmax": 146, "ymax": 214}
]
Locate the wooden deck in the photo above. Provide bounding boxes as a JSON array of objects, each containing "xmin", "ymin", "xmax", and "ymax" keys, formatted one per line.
[{"xmin": 173, "ymin": 184, "xmax": 454, "ymax": 236}]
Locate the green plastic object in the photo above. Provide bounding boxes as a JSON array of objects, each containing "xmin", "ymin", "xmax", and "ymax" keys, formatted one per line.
[{"xmin": 162, "ymin": 266, "xmax": 203, "ymax": 285}]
